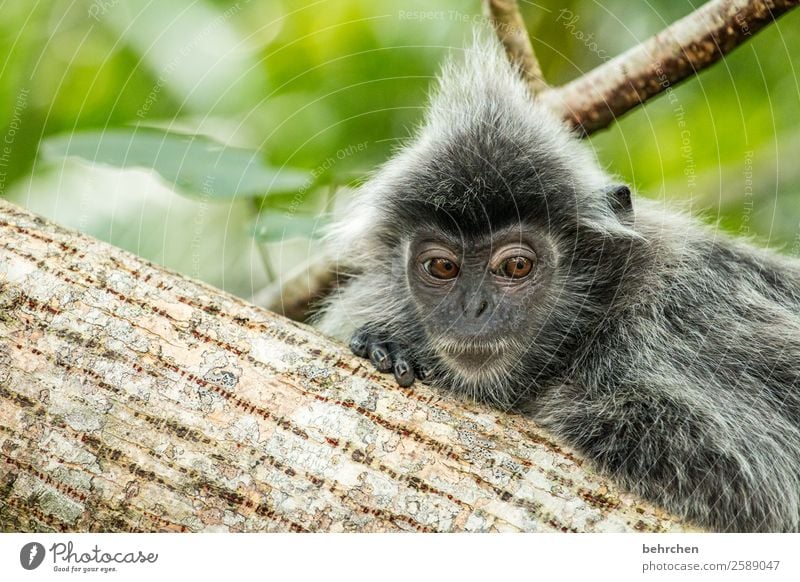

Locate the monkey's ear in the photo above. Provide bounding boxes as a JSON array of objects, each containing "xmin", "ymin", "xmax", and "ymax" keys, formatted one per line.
[
  {"xmin": 607, "ymin": 184, "xmax": 633, "ymax": 216},
  {"xmin": 584, "ymin": 184, "xmax": 640, "ymax": 240}
]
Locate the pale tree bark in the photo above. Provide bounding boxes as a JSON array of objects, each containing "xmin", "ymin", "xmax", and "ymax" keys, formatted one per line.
[
  {"xmin": 250, "ymin": 256, "xmax": 335, "ymax": 324},
  {"xmin": 0, "ymin": 199, "xmax": 695, "ymax": 532}
]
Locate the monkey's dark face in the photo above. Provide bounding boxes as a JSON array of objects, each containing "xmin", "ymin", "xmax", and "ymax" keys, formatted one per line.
[{"xmin": 405, "ymin": 221, "xmax": 557, "ymax": 377}]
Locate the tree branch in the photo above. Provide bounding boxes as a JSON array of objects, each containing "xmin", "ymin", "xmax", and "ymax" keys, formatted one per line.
[
  {"xmin": 251, "ymin": 257, "xmax": 336, "ymax": 322},
  {"xmin": 483, "ymin": 0, "xmax": 548, "ymax": 94},
  {"xmin": 0, "ymin": 198, "xmax": 695, "ymax": 532},
  {"xmin": 542, "ymin": 0, "xmax": 800, "ymax": 134}
]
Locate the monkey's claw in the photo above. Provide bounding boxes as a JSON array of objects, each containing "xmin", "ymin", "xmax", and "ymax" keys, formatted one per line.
[
  {"xmin": 368, "ymin": 343, "xmax": 392, "ymax": 373},
  {"xmin": 392, "ymin": 358, "xmax": 415, "ymax": 387},
  {"xmin": 349, "ymin": 328, "xmax": 429, "ymax": 387}
]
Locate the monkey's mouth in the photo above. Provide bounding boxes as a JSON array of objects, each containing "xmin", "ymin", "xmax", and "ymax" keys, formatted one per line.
[{"xmin": 434, "ymin": 337, "xmax": 511, "ymax": 369}]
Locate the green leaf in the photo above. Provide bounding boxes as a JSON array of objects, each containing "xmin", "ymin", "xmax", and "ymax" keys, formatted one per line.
[
  {"xmin": 251, "ymin": 212, "xmax": 327, "ymax": 243},
  {"xmin": 256, "ymin": 190, "xmax": 311, "ymax": 211},
  {"xmin": 40, "ymin": 129, "xmax": 310, "ymax": 200}
]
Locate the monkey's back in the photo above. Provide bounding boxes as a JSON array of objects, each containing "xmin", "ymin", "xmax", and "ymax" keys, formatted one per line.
[{"xmin": 533, "ymin": 202, "xmax": 800, "ymax": 531}]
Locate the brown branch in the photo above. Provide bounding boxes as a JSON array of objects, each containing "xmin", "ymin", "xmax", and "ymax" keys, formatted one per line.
[
  {"xmin": 252, "ymin": 256, "xmax": 337, "ymax": 321},
  {"xmin": 483, "ymin": 0, "xmax": 548, "ymax": 94},
  {"xmin": 541, "ymin": 0, "xmax": 800, "ymax": 134}
]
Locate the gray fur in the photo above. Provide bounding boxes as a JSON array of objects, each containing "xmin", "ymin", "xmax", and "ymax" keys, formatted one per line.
[{"xmin": 313, "ymin": 33, "xmax": 800, "ymax": 532}]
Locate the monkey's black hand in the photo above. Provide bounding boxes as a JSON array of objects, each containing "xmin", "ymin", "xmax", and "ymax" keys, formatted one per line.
[{"xmin": 349, "ymin": 327, "xmax": 433, "ymax": 388}]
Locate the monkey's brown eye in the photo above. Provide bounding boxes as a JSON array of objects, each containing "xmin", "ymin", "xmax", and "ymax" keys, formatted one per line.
[
  {"xmin": 496, "ymin": 256, "xmax": 533, "ymax": 279},
  {"xmin": 425, "ymin": 258, "xmax": 459, "ymax": 280}
]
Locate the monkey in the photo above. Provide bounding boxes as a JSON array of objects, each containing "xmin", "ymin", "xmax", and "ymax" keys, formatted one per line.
[{"xmin": 312, "ymin": 33, "xmax": 800, "ymax": 533}]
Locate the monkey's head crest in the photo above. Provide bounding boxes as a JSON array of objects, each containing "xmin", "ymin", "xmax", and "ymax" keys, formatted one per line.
[{"xmin": 328, "ymin": 30, "xmax": 637, "ymax": 260}]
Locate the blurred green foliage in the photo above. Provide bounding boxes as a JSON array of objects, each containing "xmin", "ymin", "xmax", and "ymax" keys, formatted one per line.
[{"xmin": 1, "ymin": 0, "xmax": 799, "ymax": 299}]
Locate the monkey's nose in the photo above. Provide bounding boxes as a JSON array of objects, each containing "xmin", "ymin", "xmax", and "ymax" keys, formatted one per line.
[{"xmin": 462, "ymin": 296, "xmax": 491, "ymax": 321}]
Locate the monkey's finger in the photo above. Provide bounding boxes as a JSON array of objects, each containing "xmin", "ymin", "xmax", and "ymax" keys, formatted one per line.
[
  {"xmin": 392, "ymin": 356, "xmax": 416, "ymax": 387},
  {"xmin": 368, "ymin": 342, "xmax": 392, "ymax": 372},
  {"xmin": 349, "ymin": 330, "xmax": 370, "ymax": 358},
  {"xmin": 416, "ymin": 364, "xmax": 434, "ymax": 384}
]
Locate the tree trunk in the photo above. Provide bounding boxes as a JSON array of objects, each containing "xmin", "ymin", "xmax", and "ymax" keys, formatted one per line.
[{"xmin": 0, "ymin": 199, "xmax": 694, "ymax": 533}]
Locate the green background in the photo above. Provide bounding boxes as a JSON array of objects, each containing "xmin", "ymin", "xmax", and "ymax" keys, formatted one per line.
[{"xmin": 2, "ymin": 0, "xmax": 799, "ymax": 300}]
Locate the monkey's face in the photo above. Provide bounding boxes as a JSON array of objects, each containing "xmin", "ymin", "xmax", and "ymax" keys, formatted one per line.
[{"xmin": 405, "ymin": 222, "xmax": 557, "ymax": 379}]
